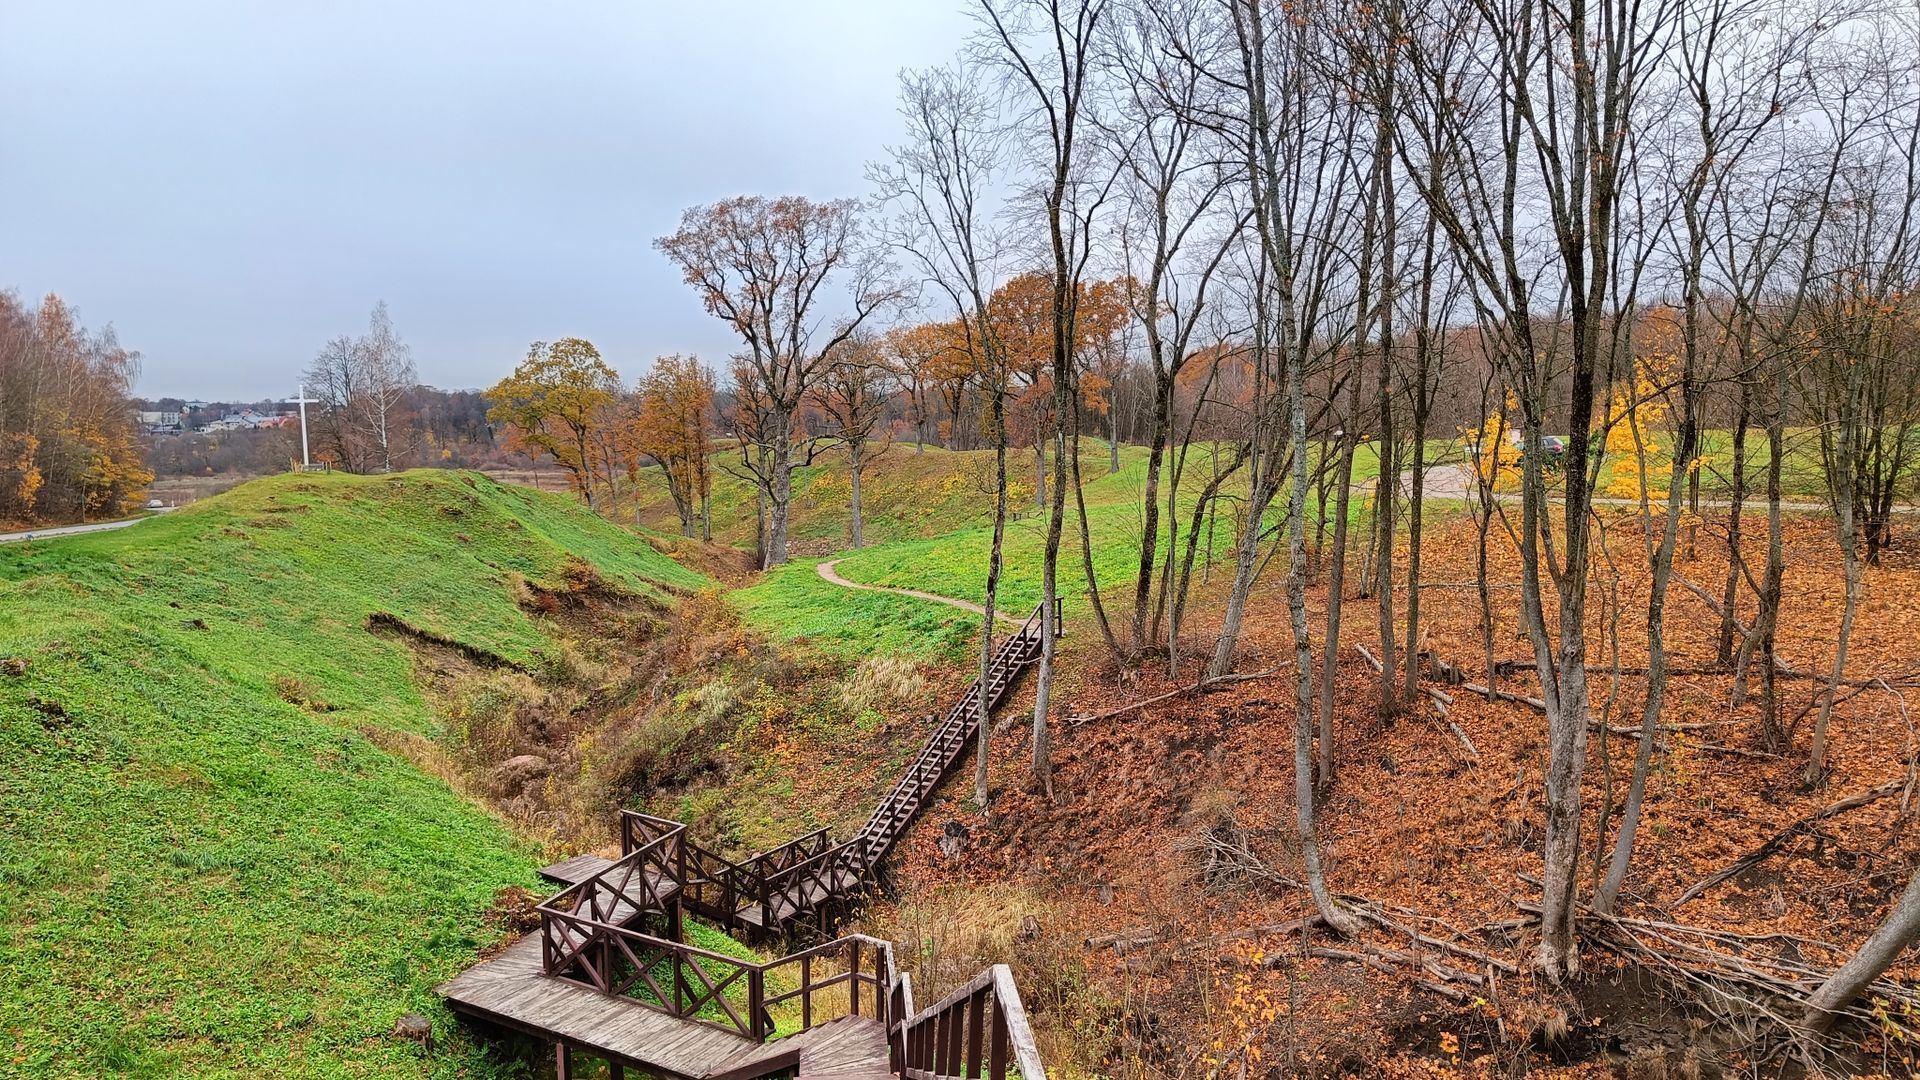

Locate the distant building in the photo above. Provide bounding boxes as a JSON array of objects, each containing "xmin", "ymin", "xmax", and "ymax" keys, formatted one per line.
[
  {"xmin": 137, "ymin": 410, "xmax": 184, "ymax": 435},
  {"xmin": 195, "ymin": 410, "xmax": 291, "ymax": 433}
]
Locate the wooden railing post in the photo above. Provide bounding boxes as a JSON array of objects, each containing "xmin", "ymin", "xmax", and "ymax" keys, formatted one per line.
[
  {"xmin": 801, "ymin": 954, "xmax": 813, "ymax": 1030},
  {"xmin": 989, "ymin": 998, "xmax": 1010, "ymax": 1080},
  {"xmin": 849, "ymin": 941, "xmax": 863, "ymax": 1017},
  {"xmin": 672, "ymin": 944, "xmax": 685, "ymax": 1017},
  {"xmin": 675, "ymin": 831, "xmax": 687, "ymax": 902},
  {"xmin": 757, "ymin": 861, "xmax": 772, "ymax": 930},
  {"xmin": 966, "ymin": 988, "xmax": 987, "ymax": 1080},
  {"xmin": 750, "ymin": 967, "xmax": 767, "ymax": 1040}
]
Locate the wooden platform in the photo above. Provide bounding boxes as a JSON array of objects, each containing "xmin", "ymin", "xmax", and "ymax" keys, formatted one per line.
[
  {"xmin": 439, "ymin": 935, "xmax": 759, "ymax": 1079},
  {"xmin": 729, "ymin": 869, "xmax": 864, "ymax": 929},
  {"xmin": 539, "ymin": 853, "xmax": 616, "ymax": 886},
  {"xmin": 441, "ymin": 936, "xmax": 897, "ymax": 1080}
]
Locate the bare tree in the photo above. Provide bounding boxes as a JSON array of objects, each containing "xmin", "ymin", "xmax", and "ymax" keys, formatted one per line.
[
  {"xmin": 1398, "ymin": 0, "xmax": 1676, "ymax": 978},
  {"xmin": 1109, "ymin": 0, "xmax": 1244, "ymax": 661},
  {"xmin": 304, "ymin": 334, "xmax": 365, "ymax": 472},
  {"xmin": 976, "ymin": 0, "xmax": 1116, "ymax": 797},
  {"xmin": 656, "ymin": 196, "xmax": 895, "ymax": 568},
  {"xmin": 875, "ymin": 61, "xmax": 1016, "ymax": 811},
  {"xmin": 813, "ymin": 335, "xmax": 895, "ymax": 548},
  {"xmin": 1595, "ymin": 0, "xmax": 1825, "ymax": 912}
]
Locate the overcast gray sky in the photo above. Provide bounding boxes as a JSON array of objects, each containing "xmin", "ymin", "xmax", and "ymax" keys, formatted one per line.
[{"xmin": 0, "ymin": 1, "xmax": 973, "ymax": 400}]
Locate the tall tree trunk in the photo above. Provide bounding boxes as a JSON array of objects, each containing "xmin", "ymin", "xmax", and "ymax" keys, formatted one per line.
[
  {"xmin": 1033, "ymin": 434, "xmax": 1048, "ymax": 510},
  {"xmin": 1402, "ymin": 433, "xmax": 1426, "ymax": 703},
  {"xmin": 975, "ymin": 386, "xmax": 1009, "ymax": 811},
  {"xmin": 1751, "ymin": 361, "xmax": 1788, "ymax": 748},
  {"xmin": 1210, "ymin": 450, "xmax": 1282, "ymax": 679},
  {"xmin": 1288, "ymin": 335, "xmax": 1358, "ymax": 936},
  {"xmin": 1598, "ymin": 352, "xmax": 1700, "ymax": 912},
  {"xmin": 765, "ymin": 407, "xmax": 794, "ymax": 568},
  {"xmin": 1070, "ymin": 405, "xmax": 1122, "ymax": 656},
  {"xmin": 1809, "ymin": 357, "xmax": 1869, "ymax": 787},
  {"xmin": 1317, "ymin": 430, "xmax": 1357, "ymax": 790},
  {"xmin": 848, "ymin": 440, "xmax": 865, "ymax": 548},
  {"xmin": 1370, "ymin": 120, "xmax": 1400, "ymax": 720},
  {"xmin": 1032, "ymin": 420, "xmax": 1066, "ymax": 798},
  {"xmin": 1718, "ymin": 379, "xmax": 1751, "ymax": 667},
  {"xmin": 1132, "ymin": 383, "xmax": 1172, "ymax": 655}
]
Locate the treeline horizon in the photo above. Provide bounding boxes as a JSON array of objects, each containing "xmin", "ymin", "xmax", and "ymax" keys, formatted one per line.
[{"xmin": 0, "ymin": 291, "xmax": 152, "ymax": 525}]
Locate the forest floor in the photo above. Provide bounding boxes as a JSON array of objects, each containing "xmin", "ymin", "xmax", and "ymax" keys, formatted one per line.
[{"xmin": 832, "ymin": 507, "xmax": 1920, "ymax": 1078}]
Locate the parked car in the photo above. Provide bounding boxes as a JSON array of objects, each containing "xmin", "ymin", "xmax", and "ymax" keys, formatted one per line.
[{"xmin": 1507, "ymin": 430, "xmax": 1569, "ymax": 473}]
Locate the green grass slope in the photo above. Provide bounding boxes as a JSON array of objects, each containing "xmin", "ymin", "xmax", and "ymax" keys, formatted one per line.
[
  {"xmin": 734, "ymin": 445, "xmax": 1247, "ymax": 656},
  {"xmin": 732, "ymin": 558, "xmax": 984, "ymax": 663},
  {"xmin": 0, "ymin": 470, "xmax": 706, "ymax": 1078}
]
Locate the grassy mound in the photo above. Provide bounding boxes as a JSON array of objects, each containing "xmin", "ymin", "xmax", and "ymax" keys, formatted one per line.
[
  {"xmin": 732, "ymin": 559, "xmax": 983, "ymax": 663},
  {"xmin": 0, "ymin": 470, "xmax": 707, "ymax": 1078}
]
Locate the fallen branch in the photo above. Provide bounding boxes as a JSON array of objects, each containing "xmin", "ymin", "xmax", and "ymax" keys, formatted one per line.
[
  {"xmin": 1515, "ymin": 894, "xmax": 1920, "ymax": 1060},
  {"xmin": 1355, "ymin": 645, "xmax": 1479, "ymax": 761},
  {"xmin": 1495, "ymin": 659, "xmax": 1732, "ymax": 679},
  {"xmin": 1462, "ymin": 680, "xmax": 1731, "ymax": 739},
  {"xmin": 1462, "ymin": 681, "xmax": 1547, "ymax": 710},
  {"xmin": 1694, "ymin": 742, "xmax": 1785, "ymax": 761},
  {"xmin": 1675, "ymin": 573, "xmax": 1752, "ymax": 639},
  {"xmin": 1672, "ymin": 779, "xmax": 1904, "ymax": 908},
  {"xmin": 1187, "ymin": 821, "xmax": 1520, "ymax": 989},
  {"xmin": 1774, "ymin": 660, "xmax": 1920, "ymax": 690},
  {"xmin": 1067, "ymin": 667, "xmax": 1283, "ymax": 728}
]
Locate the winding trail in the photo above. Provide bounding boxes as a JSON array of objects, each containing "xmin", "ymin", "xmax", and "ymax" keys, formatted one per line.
[
  {"xmin": 0, "ymin": 509, "xmax": 170, "ymax": 545},
  {"xmin": 816, "ymin": 557, "xmax": 1023, "ymax": 626}
]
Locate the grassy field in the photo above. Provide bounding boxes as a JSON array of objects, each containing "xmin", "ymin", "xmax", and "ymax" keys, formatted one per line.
[
  {"xmin": 728, "ymin": 443, "xmax": 1253, "ymax": 653},
  {"xmin": 732, "ymin": 558, "xmax": 983, "ymax": 663},
  {"xmin": 0, "ymin": 470, "xmax": 712, "ymax": 1078},
  {"xmin": 712, "ymin": 425, "xmax": 1847, "ymax": 659}
]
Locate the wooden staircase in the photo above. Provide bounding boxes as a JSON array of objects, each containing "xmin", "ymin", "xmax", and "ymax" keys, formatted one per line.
[
  {"xmin": 664, "ymin": 600, "xmax": 1053, "ymax": 939},
  {"xmin": 854, "ymin": 609, "xmax": 1047, "ymax": 868},
  {"xmin": 439, "ymin": 599, "xmax": 1058, "ymax": 1080}
]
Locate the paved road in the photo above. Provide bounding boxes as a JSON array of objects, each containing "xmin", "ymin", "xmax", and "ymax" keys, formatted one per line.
[
  {"xmin": 0, "ymin": 510, "xmax": 168, "ymax": 545},
  {"xmin": 1415, "ymin": 464, "xmax": 1911, "ymax": 514},
  {"xmin": 816, "ymin": 558, "xmax": 1024, "ymax": 626}
]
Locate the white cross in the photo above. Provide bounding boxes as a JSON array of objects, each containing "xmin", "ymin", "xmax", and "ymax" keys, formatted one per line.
[{"xmin": 289, "ymin": 384, "xmax": 320, "ymax": 468}]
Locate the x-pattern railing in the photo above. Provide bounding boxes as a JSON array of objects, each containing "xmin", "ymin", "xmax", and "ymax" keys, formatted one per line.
[
  {"xmin": 518, "ymin": 600, "xmax": 1060, "ymax": 1076},
  {"xmin": 548, "ymin": 917, "xmax": 767, "ymax": 1037},
  {"xmin": 760, "ymin": 836, "xmax": 872, "ymax": 924},
  {"xmin": 541, "ymin": 817, "xmax": 685, "ymax": 974}
]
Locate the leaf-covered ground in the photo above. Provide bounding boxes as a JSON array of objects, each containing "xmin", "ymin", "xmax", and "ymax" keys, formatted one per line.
[{"xmin": 873, "ymin": 510, "xmax": 1920, "ymax": 1075}]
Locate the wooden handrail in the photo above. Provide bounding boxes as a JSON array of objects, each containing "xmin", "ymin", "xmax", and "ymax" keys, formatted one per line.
[
  {"xmin": 749, "ymin": 827, "xmax": 831, "ymax": 874},
  {"xmin": 891, "ymin": 963, "xmax": 1048, "ymax": 1080},
  {"xmin": 544, "ymin": 921, "xmax": 909, "ymax": 1044},
  {"xmin": 620, "ymin": 809, "xmax": 686, "ymax": 856}
]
